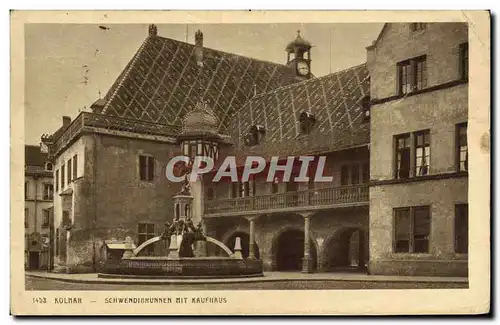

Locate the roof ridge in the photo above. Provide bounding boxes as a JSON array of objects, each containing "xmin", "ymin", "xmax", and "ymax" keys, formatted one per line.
[
  {"xmin": 102, "ymin": 36, "xmax": 152, "ymax": 114},
  {"xmin": 154, "ymin": 35, "xmax": 289, "ymax": 70},
  {"xmin": 239, "ymin": 62, "xmax": 367, "ymax": 107}
]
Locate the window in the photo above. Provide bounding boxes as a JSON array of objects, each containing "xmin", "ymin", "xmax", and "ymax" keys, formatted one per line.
[
  {"xmin": 24, "ymin": 208, "xmax": 29, "ymax": 228},
  {"xmin": 25, "ymin": 182, "xmax": 29, "ymax": 200},
  {"xmin": 350, "ymin": 164, "xmax": 360, "ymax": 185},
  {"xmin": 42, "ymin": 210, "xmax": 50, "ymax": 228},
  {"xmin": 455, "ymin": 204, "xmax": 468, "ymax": 254},
  {"xmin": 61, "ymin": 164, "xmax": 65, "ymax": 189},
  {"xmin": 361, "ymin": 163, "xmax": 370, "ymax": 183},
  {"xmin": 410, "ymin": 23, "xmax": 426, "ymax": 32},
  {"xmin": 43, "ymin": 184, "xmax": 54, "ymax": 200},
  {"xmin": 395, "ymin": 134, "xmax": 411, "ymax": 179},
  {"xmin": 206, "ymin": 188, "xmax": 214, "ymax": 200},
  {"xmin": 397, "ymin": 56, "xmax": 427, "ymax": 95},
  {"xmin": 456, "ymin": 123, "xmax": 468, "ymax": 172},
  {"xmin": 138, "ymin": 223, "xmax": 155, "ymax": 255},
  {"xmin": 299, "ymin": 111, "xmax": 316, "ymax": 134},
  {"xmin": 67, "ymin": 159, "xmax": 72, "ymax": 184},
  {"xmin": 231, "ymin": 182, "xmax": 250, "ymax": 198},
  {"xmin": 55, "ymin": 169, "xmax": 59, "ymax": 192},
  {"xmin": 341, "ymin": 164, "xmax": 367, "ymax": 185},
  {"xmin": 45, "ymin": 162, "xmax": 53, "ymax": 171},
  {"xmin": 244, "ymin": 125, "xmax": 266, "ymax": 146},
  {"xmin": 340, "ymin": 166, "xmax": 349, "ymax": 186},
  {"xmin": 271, "ymin": 178, "xmax": 279, "ymax": 194},
  {"xmin": 395, "ymin": 130, "xmax": 431, "ymax": 179},
  {"xmin": 415, "ymin": 130, "xmax": 430, "ymax": 176},
  {"xmin": 394, "ymin": 206, "xmax": 430, "ymax": 253},
  {"xmin": 139, "ymin": 155, "xmax": 155, "ymax": 181},
  {"xmin": 72, "ymin": 155, "xmax": 78, "ymax": 180},
  {"xmin": 459, "ymin": 42, "xmax": 469, "ymax": 80}
]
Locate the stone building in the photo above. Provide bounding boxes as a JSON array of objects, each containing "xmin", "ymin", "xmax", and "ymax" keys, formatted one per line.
[
  {"xmin": 367, "ymin": 23, "xmax": 468, "ymax": 276},
  {"xmin": 42, "ymin": 23, "xmax": 468, "ymax": 276},
  {"xmin": 25, "ymin": 145, "xmax": 54, "ymax": 270}
]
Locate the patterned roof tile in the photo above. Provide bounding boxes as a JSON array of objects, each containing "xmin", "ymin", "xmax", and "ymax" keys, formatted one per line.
[
  {"xmin": 100, "ymin": 34, "xmax": 295, "ymax": 132},
  {"xmin": 229, "ymin": 63, "xmax": 370, "ymax": 156}
]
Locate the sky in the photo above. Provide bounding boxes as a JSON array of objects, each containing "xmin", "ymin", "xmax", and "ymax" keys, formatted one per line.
[{"xmin": 24, "ymin": 23, "xmax": 383, "ymax": 145}]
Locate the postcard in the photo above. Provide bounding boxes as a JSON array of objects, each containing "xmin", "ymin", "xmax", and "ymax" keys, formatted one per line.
[{"xmin": 11, "ymin": 10, "xmax": 490, "ymax": 315}]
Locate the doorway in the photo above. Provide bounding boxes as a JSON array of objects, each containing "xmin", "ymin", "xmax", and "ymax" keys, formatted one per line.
[
  {"xmin": 28, "ymin": 251, "xmax": 40, "ymax": 270},
  {"xmin": 274, "ymin": 228, "xmax": 317, "ymax": 271},
  {"xmin": 322, "ymin": 228, "xmax": 367, "ymax": 272}
]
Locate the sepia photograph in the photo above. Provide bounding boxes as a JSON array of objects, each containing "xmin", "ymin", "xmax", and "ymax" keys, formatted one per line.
[{"xmin": 11, "ymin": 10, "xmax": 490, "ymax": 315}]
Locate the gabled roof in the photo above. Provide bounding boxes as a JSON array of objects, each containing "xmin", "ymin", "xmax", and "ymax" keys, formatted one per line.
[
  {"xmin": 366, "ymin": 23, "xmax": 388, "ymax": 50},
  {"xmin": 100, "ymin": 34, "xmax": 295, "ymax": 131},
  {"xmin": 228, "ymin": 63, "xmax": 370, "ymax": 157},
  {"xmin": 25, "ymin": 145, "xmax": 48, "ymax": 167}
]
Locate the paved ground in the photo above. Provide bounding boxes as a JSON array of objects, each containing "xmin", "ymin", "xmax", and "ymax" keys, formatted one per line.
[{"xmin": 25, "ymin": 271, "xmax": 468, "ymax": 290}]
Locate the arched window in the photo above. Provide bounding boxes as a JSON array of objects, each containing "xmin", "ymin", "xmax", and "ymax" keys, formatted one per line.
[
  {"xmin": 45, "ymin": 162, "xmax": 53, "ymax": 171},
  {"xmin": 184, "ymin": 204, "xmax": 190, "ymax": 218}
]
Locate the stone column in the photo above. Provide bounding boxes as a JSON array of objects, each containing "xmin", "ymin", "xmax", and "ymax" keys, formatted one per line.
[
  {"xmin": 302, "ymin": 212, "xmax": 314, "ymax": 273},
  {"xmin": 357, "ymin": 230, "xmax": 366, "ymax": 271},
  {"xmin": 248, "ymin": 217, "xmax": 256, "ymax": 259}
]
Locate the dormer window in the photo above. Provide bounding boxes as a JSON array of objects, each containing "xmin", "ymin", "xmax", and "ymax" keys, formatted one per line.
[
  {"xmin": 244, "ymin": 125, "xmax": 266, "ymax": 146},
  {"xmin": 362, "ymin": 96, "xmax": 371, "ymax": 123},
  {"xmin": 45, "ymin": 162, "xmax": 53, "ymax": 171},
  {"xmin": 299, "ymin": 111, "xmax": 316, "ymax": 134}
]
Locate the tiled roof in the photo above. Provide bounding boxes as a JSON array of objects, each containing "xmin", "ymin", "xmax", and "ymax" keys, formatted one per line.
[
  {"xmin": 228, "ymin": 63, "xmax": 370, "ymax": 157},
  {"xmin": 100, "ymin": 35, "xmax": 295, "ymax": 131},
  {"xmin": 25, "ymin": 145, "xmax": 48, "ymax": 167}
]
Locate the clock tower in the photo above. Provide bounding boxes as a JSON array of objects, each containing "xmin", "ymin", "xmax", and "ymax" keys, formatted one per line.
[{"xmin": 286, "ymin": 30, "xmax": 312, "ymax": 81}]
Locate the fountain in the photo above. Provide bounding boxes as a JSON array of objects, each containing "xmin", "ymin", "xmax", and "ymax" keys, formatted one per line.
[{"xmin": 98, "ymin": 177, "xmax": 263, "ymax": 279}]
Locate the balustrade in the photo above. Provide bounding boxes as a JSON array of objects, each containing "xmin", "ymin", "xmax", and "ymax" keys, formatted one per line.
[{"xmin": 205, "ymin": 184, "xmax": 369, "ymax": 215}]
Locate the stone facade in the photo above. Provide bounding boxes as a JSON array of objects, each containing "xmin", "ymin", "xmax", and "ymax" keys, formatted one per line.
[
  {"xmin": 367, "ymin": 23, "xmax": 468, "ymax": 276},
  {"xmin": 52, "ymin": 131, "xmax": 182, "ymax": 272},
  {"xmin": 25, "ymin": 145, "xmax": 53, "ymax": 270}
]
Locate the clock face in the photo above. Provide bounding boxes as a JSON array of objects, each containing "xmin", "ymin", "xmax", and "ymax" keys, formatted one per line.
[{"xmin": 297, "ymin": 61, "xmax": 309, "ymax": 76}]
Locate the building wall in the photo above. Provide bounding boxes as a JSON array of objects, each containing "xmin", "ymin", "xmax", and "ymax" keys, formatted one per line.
[
  {"xmin": 369, "ymin": 178, "xmax": 468, "ymax": 276},
  {"xmin": 25, "ymin": 173, "xmax": 53, "ymax": 269},
  {"xmin": 208, "ymin": 207, "xmax": 368, "ymax": 272},
  {"xmin": 54, "ymin": 133, "xmax": 181, "ymax": 272},
  {"xmin": 367, "ymin": 23, "xmax": 468, "ymax": 100},
  {"xmin": 367, "ymin": 22, "xmax": 469, "ymax": 276},
  {"xmin": 52, "ymin": 136, "xmax": 88, "ymax": 270}
]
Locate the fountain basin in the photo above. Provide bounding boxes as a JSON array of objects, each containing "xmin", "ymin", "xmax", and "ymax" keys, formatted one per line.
[{"xmin": 98, "ymin": 257, "xmax": 263, "ymax": 278}]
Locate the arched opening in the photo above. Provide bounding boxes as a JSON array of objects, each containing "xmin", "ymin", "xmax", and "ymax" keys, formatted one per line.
[
  {"xmin": 322, "ymin": 228, "xmax": 367, "ymax": 272},
  {"xmin": 274, "ymin": 228, "xmax": 317, "ymax": 271},
  {"xmin": 225, "ymin": 232, "xmax": 260, "ymax": 259}
]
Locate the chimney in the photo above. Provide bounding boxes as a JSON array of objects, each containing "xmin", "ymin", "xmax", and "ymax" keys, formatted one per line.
[
  {"xmin": 62, "ymin": 116, "xmax": 71, "ymax": 127},
  {"xmin": 195, "ymin": 30, "xmax": 204, "ymax": 67},
  {"xmin": 148, "ymin": 24, "xmax": 158, "ymax": 37},
  {"xmin": 195, "ymin": 29, "xmax": 203, "ymax": 47}
]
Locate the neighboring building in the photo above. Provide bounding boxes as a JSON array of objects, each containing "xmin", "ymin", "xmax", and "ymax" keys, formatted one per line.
[
  {"xmin": 367, "ymin": 23, "xmax": 468, "ymax": 276},
  {"xmin": 42, "ymin": 23, "xmax": 468, "ymax": 276},
  {"xmin": 25, "ymin": 145, "xmax": 54, "ymax": 270}
]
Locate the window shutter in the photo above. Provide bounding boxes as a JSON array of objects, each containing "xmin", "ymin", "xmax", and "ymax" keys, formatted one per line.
[
  {"xmin": 139, "ymin": 156, "xmax": 146, "ymax": 180},
  {"xmin": 147, "ymin": 157, "xmax": 155, "ymax": 181},
  {"xmin": 73, "ymin": 155, "xmax": 78, "ymax": 180},
  {"xmin": 396, "ymin": 64, "xmax": 402, "ymax": 95}
]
